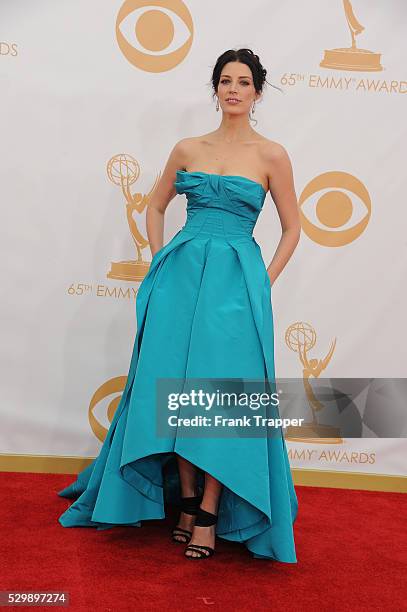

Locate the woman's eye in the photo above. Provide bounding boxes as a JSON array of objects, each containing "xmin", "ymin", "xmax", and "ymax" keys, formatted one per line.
[{"xmin": 221, "ymin": 79, "xmax": 250, "ymax": 86}]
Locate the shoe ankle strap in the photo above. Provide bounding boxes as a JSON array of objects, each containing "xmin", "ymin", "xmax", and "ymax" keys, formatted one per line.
[
  {"xmin": 194, "ymin": 507, "xmax": 218, "ymax": 527},
  {"xmin": 180, "ymin": 494, "xmax": 202, "ymax": 515}
]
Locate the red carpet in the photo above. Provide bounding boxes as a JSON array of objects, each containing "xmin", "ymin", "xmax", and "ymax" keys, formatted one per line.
[{"xmin": 1, "ymin": 472, "xmax": 406, "ymax": 611}]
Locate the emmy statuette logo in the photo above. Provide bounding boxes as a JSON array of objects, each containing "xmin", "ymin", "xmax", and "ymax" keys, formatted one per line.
[
  {"xmin": 285, "ymin": 322, "xmax": 342, "ymax": 444},
  {"xmin": 320, "ymin": 0, "xmax": 383, "ymax": 72},
  {"xmin": 106, "ymin": 154, "xmax": 161, "ymax": 282}
]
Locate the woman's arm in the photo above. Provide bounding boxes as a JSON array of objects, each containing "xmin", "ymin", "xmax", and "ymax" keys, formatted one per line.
[
  {"xmin": 264, "ymin": 144, "xmax": 301, "ymax": 286},
  {"xmin": 146, "ymin": 139, "xmax": 189, "ymax": 257}
]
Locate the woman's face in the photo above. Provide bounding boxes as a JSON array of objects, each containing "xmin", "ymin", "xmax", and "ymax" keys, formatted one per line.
[{"xmin": 216, "ymin": 61, "xmax": 259, "ymax": 116}]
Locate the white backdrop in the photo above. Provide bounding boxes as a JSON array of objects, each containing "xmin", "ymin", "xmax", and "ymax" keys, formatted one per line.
[{"xmin": 1, "ymin": 0, "xmax": 406, "ymax": 479}]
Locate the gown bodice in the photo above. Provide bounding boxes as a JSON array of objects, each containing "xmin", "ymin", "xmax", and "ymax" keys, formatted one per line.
[{"xmin": 174, "ymin": 170, "xmax": 267, "ymax": 238}]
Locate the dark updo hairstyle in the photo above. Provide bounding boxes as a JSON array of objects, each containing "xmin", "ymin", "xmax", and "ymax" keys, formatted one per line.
[{"xmin": 210, "ymin": 48, "xmax": 282, "ymax": 101}]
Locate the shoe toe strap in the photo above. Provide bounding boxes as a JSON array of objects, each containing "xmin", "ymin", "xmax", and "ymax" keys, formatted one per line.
[{"xmin": 186, "ymin": 544, "xmax": 214, "ymax": 554}]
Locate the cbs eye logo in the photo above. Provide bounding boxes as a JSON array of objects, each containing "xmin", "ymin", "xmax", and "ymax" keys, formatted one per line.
[
  {"xmin": 116, "ymin": 0, "xmax": 194, "ymax": 72},
  {"xmin": 299, "ymin": 171, "xmax": 371, "ymax": 247},
  {"xmin": 88, "ymin": 376, "xmax": 127, "ymax": 441}
]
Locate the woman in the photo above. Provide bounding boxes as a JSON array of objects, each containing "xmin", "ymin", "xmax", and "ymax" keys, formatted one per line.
[{"xmin": 58, "ymin": 48, "xmax": 301, "ymax": 562}]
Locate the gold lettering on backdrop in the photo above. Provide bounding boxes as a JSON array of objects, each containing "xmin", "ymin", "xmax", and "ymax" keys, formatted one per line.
[
  {"xmin": 0, "ymin": 42, "xmax": 18, "ymax": 56},
  {"xmin": 289, "ymin": 449, "xmax": 319, "ymax": 461},
  {"xmin": 288, "ymin": 449, "xmax": 376, "ymax": 465}
]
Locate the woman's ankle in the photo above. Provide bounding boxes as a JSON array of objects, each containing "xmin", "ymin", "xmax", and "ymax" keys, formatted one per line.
[
  {"xmin": 199, "ymin": 501, "xmax": 218, "ymax": 515},
  {"xmin": 181, "ymin": 488, "xmax": 200, "ymax": 498}
]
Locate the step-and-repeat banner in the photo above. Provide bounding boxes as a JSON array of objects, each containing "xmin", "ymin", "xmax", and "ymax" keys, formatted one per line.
[{"xmin": 1, "ymin": 1, "xmax": 406, "ymax": 481}]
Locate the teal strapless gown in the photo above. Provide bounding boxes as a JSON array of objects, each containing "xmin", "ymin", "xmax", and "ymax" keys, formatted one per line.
[{"xmin": 57, "ymin": 170, "xmax": 298, "ymax": 563}]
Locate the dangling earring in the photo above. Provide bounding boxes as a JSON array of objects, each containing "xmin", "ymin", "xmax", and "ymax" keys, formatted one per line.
[
  {"xmin": 249, "ymin": 99, "xmax": 258, "ymax": 126},
  {"xmin": 216, "ymin": 97, "xmax": 219, "ymax": 111}
]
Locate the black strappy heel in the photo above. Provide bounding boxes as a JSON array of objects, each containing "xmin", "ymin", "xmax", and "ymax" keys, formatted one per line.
[
  {"xmin": 184, "ymin": 507, "xmax": 218, "ymax": 559},
  {"xmin": 171, "ymin": 493, "xmax": 203, "ymax": 544}
]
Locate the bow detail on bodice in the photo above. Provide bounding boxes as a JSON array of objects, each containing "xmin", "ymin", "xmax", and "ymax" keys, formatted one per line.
[{"xmin": 174, "ymin": 170, "xmax": 266, "ymax": 222}]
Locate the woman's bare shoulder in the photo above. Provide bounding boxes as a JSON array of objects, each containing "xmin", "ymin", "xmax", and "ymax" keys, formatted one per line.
[
  {"xmin": 170, "ymin": 134, "xmax": 212, "ymax": 167},
  {"xmin": 256, "ymin": 137, "xmax": 294, "ymax": 188},
  {"xmin": 171, "ymin": 135, "xmax": 205, "ymax": 153},
  {"xmin": 257, "ymin": 136, "xmax": 290, "ymax": 161}
]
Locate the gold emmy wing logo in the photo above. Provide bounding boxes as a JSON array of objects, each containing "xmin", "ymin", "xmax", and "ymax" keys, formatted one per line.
[
  {"xmin": 285, "ymin": 322, "xmax": 343, "ymax": 444},
  {"xmin": 106, "ymin": 154, "xmax": 161, "ymax": 282},
  {"xmin": 320, "ymin": 0, "xmax": 383, "ymax": 72},
  {"xmin": 299, "ymin": 171, "xmax": 371, "ymax": 247},
  {"xmin": 88, "ymin": 376, "xmax": 127, "ymax": 441},
  {"xmin": 116, "ymin": 0, "xmax": 194, "ymax": 72}
]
